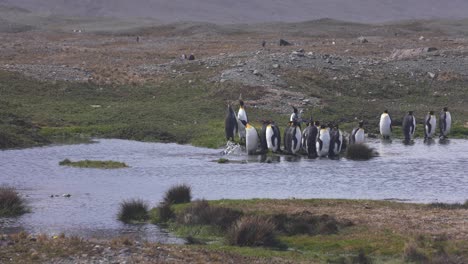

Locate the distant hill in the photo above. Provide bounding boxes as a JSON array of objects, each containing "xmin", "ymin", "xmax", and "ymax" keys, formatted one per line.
[{"xmin": 1, "ymin": 0, "xmax": 468, "ymax": 24}]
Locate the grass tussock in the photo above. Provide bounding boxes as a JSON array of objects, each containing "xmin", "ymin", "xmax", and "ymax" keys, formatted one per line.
[
  {"xmin": 154, "ymin": 202, "xmax": 175, "ymax": 223},
  {"xmin": 403, "ymin": 241, "xmax": 429, "ymax": 263},
  {"xmin": 429, "ymin": 200, "xmax": 468, "ymax": 210},
  {"xmin": 0, "ymin": 186, "xmax": 28, "ymax": 217},
  {"xmin": 177, "ymin": 200, "xmax": 243, "ymax": 230},
  {"xmin": 59, "ymin": 159, "xmax": 128, "ymax": 169},
  {"xmin": 117, "ymin": 199, "xmax": 149, "ymax": 223},
  {"xmin": 345, "ymin": 143, "xmax": 375, "ymax": 160},
  {"xmin": 227, "ymin": 215, "xmax": 280, "ymax": 248},
  {"xmin": 271, "ymin": 211, "xmax": 353, "ymax": 236},
  {"xmin": 164, "ymin": 184, "xmax": 191, "ymax": 204}
]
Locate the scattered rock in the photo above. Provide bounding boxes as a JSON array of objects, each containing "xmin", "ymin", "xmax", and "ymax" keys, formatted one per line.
[
  {"xmin": 62, "ymin": 194, "xmax": 71, "ymax": 198},
  {"xmin": 188, "ymin": 54, "xmax": 195, "ymax": 60},
  {"xmin": 427, "ymin": 72, "xmax": 436, "ymax": 79},
  {"xmin": 357, "ymin": 36, "xmax": 368, "ymax": 43},
  {"xmin": 279, "ymin": 39, "xmax": 292, "ymax": 46},
  {"xmin": 253, "ymin": 70, "xmax": 261, "ymax": 76},
  {"xmin": 272, "ymin": 64, "xmax": 280, "ymax": 69}
]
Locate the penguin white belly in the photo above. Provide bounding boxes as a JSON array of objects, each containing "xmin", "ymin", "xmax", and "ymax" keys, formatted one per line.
[
  {"xmin": 354, "ymin": 129, "xmax": 365, "ymax": 144},
  {"xmin": 291, "ymin": 127, "xmax": 302, "ymax": 154},
  {"xmin": 444, "ymin": 113, "xmax": 452, "ymax": 136},
  {"xmin": 379, "ymin": 115, "xmax": 391, "ymax": 137},
  {"xmin": 411, "ymin": 117, "xmax": 416, "ymax": 137},
  {"xmin": 245, "ymin": 124, "xmax": 258, "ymax": 155},
  {"xmin": 426, "ymin": 116, "xmax": 436, "ymax": 138},
  {"xmin": 237, "ymin": 119, "xmax": 246, "ymax": 139},
  {"xmin": 316, "ymin": 130, "xmax": 330, "ymax": 157},
  {"xmin": 266, "ymin": 125, "xmax": 278, "ymax": 152},
  {"xmin": 238, "ymin": 108, "xmax": 247, "ymax": 123}
]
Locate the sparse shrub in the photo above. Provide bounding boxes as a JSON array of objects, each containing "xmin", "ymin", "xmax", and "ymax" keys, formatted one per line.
[
  {"xmin": 157, "ymin": 202, "xmax": 175, "ymax": 223},
  {"xmin": 185, "ymin": 235, "xmax": 206, "ymax": 245},
  {"xmin": 346, "ymin": 143, "xmax": 375, "ymax": 160},
  {"xmin": 227, "ymin": 215, "xmax": 279, "ymax": 247},
  {"xmin": 403, "ymin": 242, "xmax": 428, "ymax": 263},
  {"xmin": 0, "ymin": 186, "xmax": 27, "ymax": 217},
  {"xmin": 164, "ymin": 184, "xmax": 191, "ymax": 204},
  {"xmin": 217, "ymin": 158, "xmax": 229, "ymax": 164},
  {"xmin": 352, "ymin": 249, "xmax": 373, "ymax": 264},
  {"xmin": 117, "ymin": 199, "xmax": 149, "ymax": 223},
  {"xmin": 178, "ymin": 200, "xmax": 243, "ymax": 230}
]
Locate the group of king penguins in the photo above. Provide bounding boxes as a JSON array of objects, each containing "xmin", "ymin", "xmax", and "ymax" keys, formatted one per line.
[
  {"xmin": 226, "ymin": 100, "xmax": 454, "ymax": 156},
  {"xmin": 225, "ymin": 101, "xmax": 365, "ymax": 158},
  {"xmin": 379, "ymin": 107, "xmax": 452, "ymax": 143}
]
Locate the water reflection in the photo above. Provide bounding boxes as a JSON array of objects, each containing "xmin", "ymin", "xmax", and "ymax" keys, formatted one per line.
[{"xmin": 0, "ymin": 138, "xmax": 467, "ymax": 241}]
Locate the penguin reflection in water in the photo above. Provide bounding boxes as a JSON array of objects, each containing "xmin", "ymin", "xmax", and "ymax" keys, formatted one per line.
[
  {"xmin": 379, "ymin": 110, "xmax": 392, "ymax": 140},
  {"xmin": 402, "ymin": 111, "xmax": 416, "ymax": 144},
  {"xmin": 224, "ymin": 104, "xmax": 238, "ymax": 141},
  {"xmin": 424, "ymin": 111, "xmax": 436, "ymax": 142},
  {"xmin": 350, "ymin": 121, "xmax": 365, "ymax": 144},
  {"xmin": 439, "ymin": 107, "xmax": 452, "ymax": 140}
]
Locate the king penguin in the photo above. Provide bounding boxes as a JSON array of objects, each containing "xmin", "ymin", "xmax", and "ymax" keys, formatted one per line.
[
  {"xmin": 259, "ymin": 120, "xmax": 269, "ymax": 153},
  {"xmin": 245, "ymin": 123, "xmax": 259, "ymax": 155},
  {"xmin": 224, "ymin": 104, "xmax": 238, "ymax": 141},
  {"xmin": 237, "ymin": 100, "xmax": 248, "ymax": 142},
  {"xmin": 329, "ymin": 124, "xmax": 343, "ymax": 157},
  {"xmin": 284, "ymin": 121, "xmax": 302, "ymax": 154},
  {"xmin": 316, "ymin": 124, "xmax": 331, "ymax": 157},
  {"xmin": 425, "ymin": 111, "xmax": 437, "ymax": 140},
  {"xmin": 350, "ymin": 121, "xmax": 365, "ymax": 144},
  {"xmin": 402, "ymin": 111, "xmax": 416, "ymax": 142},
  {"xmin": 302, "ymin": 118, "xmax": 318, "ymax": 158},
  {"xmin": 439, "ymin": 107, "xmax": 452, "ymax": 139},
  {"xmin": 266, "ymin": 121, "xmax": 281, "ymax": 152},
  {"xmin": 379, "ymin": 110, "xmax": 392, "ymax": 139}
]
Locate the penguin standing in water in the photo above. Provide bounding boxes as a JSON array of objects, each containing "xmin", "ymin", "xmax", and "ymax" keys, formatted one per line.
[
  {"xmin": 402, "ymin": 111, "xmax": 416, "ymax": 142},
  {"xmin": 237, "ymin": 100, "xmax": 248, "ymax": 142},
  {"xmin": 284, "ymin": 121, "xmax": 302, "ymax": 154},
  {"xmin": 379, "ymin": 110, "xmax": 392, "ymax": 139},
  {"xmin": 302, "ymin": 118, "xmax": 318, "ymax": 158},
  {"xmin": 224, "ymin": 105, "xmax": 238, "ymax": 141},
  {"xmin": 316, "ymin": 124, "xmax": 331, "ymax": 157},
  {"xmin": 350, "ymin": 121, "xmax": 365, "ymax": 144},
  {"xmin": 424, "ymin": 111, "xmax": 437, "ymax": 140},
  {"xmin": 290, "ymin": 106, "xmax": 303, "ymax": 129},
  {"xmin": 439, "ymin": 107, "xmax": 452, "ymax": 139},
  {"xmin": 329, "ymin": 124, "xmax": 343, "ymax": 157},
  {"xmin": 266, "ymin": 121, "xmax": 281, "ymax": 152},
  {"xmin": 259, "ymin": 120, "xmax": 269, "ymax": 153},
  {"xmin": 245, "ymin": 123, "xmax": 259, "ymax": 155}
]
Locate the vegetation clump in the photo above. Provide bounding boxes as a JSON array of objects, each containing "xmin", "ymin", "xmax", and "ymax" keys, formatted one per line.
[
  {"xmin": 154, "ymin": 202, "xmax": 175, "ymax": 223},
  {"xmin": 163, "ymin": 184, "xmax": 191, "ymax": 204},
  {"xmin": 402, "ymin": 241, "xmax": 429, "ymax": 263},
  {"xmin": 177, "ymin": 200, "xmax": 243, "ymax": 230},
  {"xmin": 217, "ymin": 158, "xmax": 229, "ymax": 164},
  {"xmin": 117, "ymin": 199, "xmax": 149, "ymax": 223},
  {"xmin": 429, "ymin": 200, "xmax": 468, "ymax": 209},
  {"xmin": 271, "ymin": 211, "xmax": 352, "ymax": 236},
  {"xmin": 345, "ymin": 143, "xmax": 375, "ymax": 160},
  {"xmin": 0, "ymin": 186, "xmax": 28, "ymax": 217},
  {"xmin": 227, "ymin": 215, "xmax": 280, "ymax": 247},
  {"xmin": 59, "ymin": 159, "xmax": 128, "ymax": 169}
]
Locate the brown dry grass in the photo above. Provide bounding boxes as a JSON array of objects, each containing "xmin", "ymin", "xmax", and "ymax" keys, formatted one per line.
[{"xmin": 215, "ymin": 199, "xmax": 468, "ymax": 241}]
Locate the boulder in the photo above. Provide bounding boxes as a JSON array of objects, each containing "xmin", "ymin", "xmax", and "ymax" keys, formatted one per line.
[{"xmin": 279, "ymin": 39, "xmax": 292, "ymax": 46}]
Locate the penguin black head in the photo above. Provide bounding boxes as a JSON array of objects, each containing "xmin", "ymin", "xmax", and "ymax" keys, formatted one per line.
[
  {"xmin": 320, "ymin": 124, "xmax": 326, "ymax": 129},
  {"xmin": 314, "ymin": 121, "xmax": 320, "ymax": 126},
  {"xmin": 334, "ymin": 124, "xmax": 339, "ymax": 129},
  {"xmin": 429, "ymin": 111, "xmax": 434, "ymax": 115},
  {"xmin": 292, "ymin": 106, "xmax": 298, "ymax": 114},
  {"xmin": 408, "ymin": 111, "xmax": 414, "ymax": 115},
  {"xmin": 384, "ymin": 109, "xmax": 388, "ymax": 113},
  {"xmin": 239, "ymin": 100, "xmax": 244, "ymax": 107},
  {"xmin": 358, "ymin": 120, "xmax": 364, "ymax": 127},
  {"xmin": 443, "ymin": 107, "xmax": 448, "ymax": 112}
]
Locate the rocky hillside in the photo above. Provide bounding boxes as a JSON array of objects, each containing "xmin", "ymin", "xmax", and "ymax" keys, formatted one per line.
[{"xmin": 1, "ymin": 0, "xmax": 468, "ymax": 24}]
